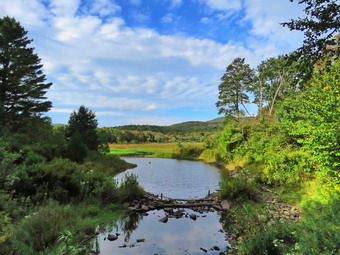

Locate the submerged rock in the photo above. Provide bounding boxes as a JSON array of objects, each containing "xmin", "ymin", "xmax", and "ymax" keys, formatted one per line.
[
  {"xmin": 212, "ymin": 245, "xmax": 220, "ymax": 251},
  {"xmin": 107, "ymin": 234, "xmax": 118, "ymax": 241},
  {"xmin": 159, "ymin": 216, "xmax": 168, "ymax": 223},
  {"xmin": 200, "ymin": 247, "xmax": 208, "ymax": 252},
  {"xmin": 189, "ymin": 214, "xmax": 197, "ymax": 220}
]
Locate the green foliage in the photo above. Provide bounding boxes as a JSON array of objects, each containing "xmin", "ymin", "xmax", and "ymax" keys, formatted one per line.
[
  {"xmin": 0, "ymin": 16, "xmax": 52, "ymax": 131},
  {"xmin": 296, "ymin": 195, "xmax": 340, "ymax": 254},
  {"xmin": 117, "ymin": 174, "xmax": 145, "ymax": 202},
  {"xmin": 236, "ymin": 221, "xmax": 297, "ymax": 255},
  {"xmin": 11, "ymin": 203, "xmax": 123, "ymax": 255},
  {"xmin": 66, "ymin": 131, "xmax": 88, "ymax": 163},
  {"xmin": 236, "ymin": 195, "xmax": 340, "ymax": 255},
  {"xmin": 12, "ymin": 204, "xmax": 77, "ymax": 254},
  {"xmin": 250, "ymin": 55, "xmax": 300, "ymax": 115},
  {"xmin": 278, "ymin": 58, "xmax": 340, "ymax": 189},
  {"xmin": 67, "ymin": 105, "xmax": 99, "ymax": 151},
  {"xmin": 172, "ymin": 143, "xmax": 204, "ymax": 159},
  {"xmin": 282, "ymin": 0, "xmax": 339, "ymax": 60},
  {"xmin": 216, "ymin": 57, "xmax": 254, "ymax": 118},
  {"xmin": 218, "ymin": 173, "xmax": 258, "ymax": 201},
  {"xmin": 263, "ymin": 148, "xmax": 315, "ymax": 185}
]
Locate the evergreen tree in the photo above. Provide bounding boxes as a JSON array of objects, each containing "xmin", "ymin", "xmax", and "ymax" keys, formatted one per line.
[
  {"xmin": 0, "ymin": 16, "xmax": 52, "ymax": 131},
  {"xmin": 216, "ymin": 58, "xmax": 254, "ymax": 118},
  {"xmin": 67, "ymin": 105, "xmax": 99, "ymax": 151}
]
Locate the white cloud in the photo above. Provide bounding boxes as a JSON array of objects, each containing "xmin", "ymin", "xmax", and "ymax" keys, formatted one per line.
[
  {"xmin": 84, "ymin": 0, "xmax": 121, "ymax": 17},
  {"xmin": 243, "ymin": 0, "xmax": 305, "ymax": 55},
  {"xmin": 49, "ymin": 0, "xmax": 80, "ymax": 17},
  {"xmin": 50, "ymin": 108, "xmax": 74, "ymax": 113},
  {"xmin": 161, "ymin": 13, "xmax": 174, "ymax": 23},
  {"xmin": 199, "ymin": 0, "xmax": 242, "ymax": 11},
  {"xmin": 0, "ymin": 0, "xmax": 306, "ymax": 125},
  {"xmin": 169, "ymin": 0, "xmax": 183, "ymax": 8},
  {"xmin": 130, "ymin": 0, "xmax": 142, "ymax": 6},
  {"xmin": 131, "ymin": 10, "xmax": 151, "ymax": 23},
  {"xmin": 200, "ymin": 17, "xmax": 210, "ymax": 24}
]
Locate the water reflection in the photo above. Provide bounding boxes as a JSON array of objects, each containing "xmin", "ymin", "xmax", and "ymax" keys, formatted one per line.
[
  {"xmin": 98, "ymin": 209, "xmax": 228, "ymax": 255},
  {"xmin": 115, "ymin": 157, "xmax": 221, "ymax": 199}
]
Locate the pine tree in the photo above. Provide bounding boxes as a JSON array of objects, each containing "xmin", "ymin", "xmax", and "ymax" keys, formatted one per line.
[
  {"xmin": 67, "ymin": 105, "xmax": 99, "ymax": 151},
  {"xmin": 0, "ymin": 16, "xmax": 52, "ymax": 130},
  {"xmin": 216, "ymin": 58, "xmax": 254, "ymax": 118}
]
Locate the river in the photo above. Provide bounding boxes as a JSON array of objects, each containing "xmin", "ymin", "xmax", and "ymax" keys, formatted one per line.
[{"xmin": 97, "ymin": 157, "xmax": 228, "ymax": 255}]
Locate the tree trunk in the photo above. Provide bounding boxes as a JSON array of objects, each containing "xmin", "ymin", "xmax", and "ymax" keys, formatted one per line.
[{"xmin": 269, "ymin": 71, "xmax": 286, "ymax": 115}]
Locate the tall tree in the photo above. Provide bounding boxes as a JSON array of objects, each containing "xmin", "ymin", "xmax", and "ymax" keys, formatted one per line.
[
  {"xmin": 67, "ymin": 105, "xmax": 99, "ymax": 151},
  {"xmin": 250, "ymin": 56, "xmax": 298, "ymax": 115},
  {"xmin": 282, "ymin": 0, "xmax": 339, "ymax": 58},
  {"xmin": 0, "ymin": 16, "xmax": 52, "ymax": 130},
  {"xmin": 282, "ymin": 0, "xmax": 339, "ymax": 82},
  {"xmin": 216, "ymin": 58, "xmax": 254, "ymax": 118}
]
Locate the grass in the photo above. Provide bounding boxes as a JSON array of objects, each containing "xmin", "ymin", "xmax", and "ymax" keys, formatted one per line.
[
  {"xmin": 108, "ymin": 143, "xmax": 203, "ymax": 157},
  {"xmin": 11, "ymin": 202, "xmax": 124, "ymax": 255}
]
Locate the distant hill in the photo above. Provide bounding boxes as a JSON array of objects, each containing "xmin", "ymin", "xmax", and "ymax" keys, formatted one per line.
[{"xmin": 114, "ymin": 117, "xmax": 226, "ymax": 133}]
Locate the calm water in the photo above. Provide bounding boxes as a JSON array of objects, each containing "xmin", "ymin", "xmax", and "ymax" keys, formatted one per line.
[
  {"xmin": 98, "ymin": 209, "xmax": 227, "ymax": 255},
  {"xmin": 98, "ymin": 157, "xmax": 228, "ymax": 255},
  {"xmin": 115, "ymin": 157, "xmax": 221, "ymax": 199}
]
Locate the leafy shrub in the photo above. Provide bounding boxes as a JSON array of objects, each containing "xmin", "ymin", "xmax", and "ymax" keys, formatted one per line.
[
  {"xmin": 12, "ymin": 204, "xmax": 77, "ymax": 254},
  {"xmin": 295, "ymin": 195, "xmax": 340, "ymax": 254},
  {"xmin": 237, "ymin": 221, "xmax": 297, "ymax": 255},
  {"xmin": 117, "ymin": 174, "xmax": 145, "ymax": 202},
  {"xmin": 172, "ymin": 143, "xmax": 204, "ymax": 159},
  {"xmin": 263, "ymin": 148, "xmax": 315, "ymax": 185},
  {"xmin": 218, "ymin": 174, "xmax": 258, "ymax": 200}
]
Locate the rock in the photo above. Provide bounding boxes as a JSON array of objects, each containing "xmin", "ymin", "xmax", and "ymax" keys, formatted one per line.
[
  {"xmin": 95, "ymin": 225, "xmax": 100, "ymax": 235},
  {"xmin": 189, "ymin": 214, "xmax": 197, "ymax": 220},
  {"xmin": 221, "ymin": 200, "xmax": 231, "ymax": 210},
  {"xmin": 118, "ymin": 244, "xmax": 127, "ymax": 248},
  {"xmin": 213, "ymin": 246, "xmax": 220, "ymax": 251},
  {"xmin": 200, "ymin": 247, "xmax": 208, "ymax": 252},
  {"xmin": 219, "ymin": 252, "xmax": 226, "ymax": 255},
  {"xmin": 107, "ymin": 234, "xmax": 118, "ymax": 241},
  {"xmin": 137, "ymin": 238, "xmax": 145, "ymax": 242},
  {"xmin": 141, "ymin": 205, "xmax": 149, "ymax": 211},
  {"xmin": 164, "ymin": 208, "xmax": 174, "ymax": 214},
  {"xmin": 159, "ymin": 216, "xmax": 168, "ymax": 223}
]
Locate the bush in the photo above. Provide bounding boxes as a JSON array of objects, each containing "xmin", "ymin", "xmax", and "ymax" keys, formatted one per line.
[
  {"xmin": 237, "ymin": 221, "xmax": 297, "ymax": 255},
  {"xmin": 117, "ymin": 174, "xmax": 145, "ymax": 202},
  {"xmin": 263, "ymin": 148, "xmax": 315, "ymax": 185},
  {"xmin": 12, "ymin": 204, "xmax": 77, "ymax": 254},
  {"xmin": 172, "ymin": 143, "xmax": 204, "ymax": 159},
  {"xmin": 218, "ymin": 174, "xmax": 258, "ymax": 201}
]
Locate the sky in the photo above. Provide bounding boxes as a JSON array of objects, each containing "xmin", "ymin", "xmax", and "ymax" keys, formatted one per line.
[{"xmin": 0, "ymin": 0, "xmax": 306, "ymax": 127}]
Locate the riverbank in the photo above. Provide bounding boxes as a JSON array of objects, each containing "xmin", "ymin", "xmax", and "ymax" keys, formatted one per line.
[{"xmin": 213, "ymin": 160, "xmax": 340, "ymax": 255}]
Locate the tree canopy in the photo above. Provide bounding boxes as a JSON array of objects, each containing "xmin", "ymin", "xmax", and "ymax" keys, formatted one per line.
[
  {"xmin": 0, "ymin": 16, "xmax": 52, "ymax": 131},
  {"xmin": 67, "ymin": 105, "xmax": 99, "ymax": 151},
  {"xmin": 216, "ymin": 57, "xmax": 254, "ymax": 118}
]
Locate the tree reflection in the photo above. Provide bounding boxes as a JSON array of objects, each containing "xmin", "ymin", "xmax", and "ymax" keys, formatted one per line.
[{"xmin": 119, "ymin": 211, "xmax": 143, "ymax": 243}]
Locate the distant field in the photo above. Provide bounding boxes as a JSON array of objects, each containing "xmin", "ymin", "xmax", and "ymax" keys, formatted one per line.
[{"xmin": 108, "ymin": 143, "xmax": 202, "ymax": 157}]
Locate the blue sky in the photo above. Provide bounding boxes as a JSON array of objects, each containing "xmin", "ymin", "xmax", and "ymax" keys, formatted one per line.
[{"xmin": 0, "ymin": 0, "xmax": 305, "ymax": 126}]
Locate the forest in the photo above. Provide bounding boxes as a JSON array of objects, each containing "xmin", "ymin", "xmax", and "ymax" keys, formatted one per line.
[{"xmin": 0, "ymin": 0, "xmax": 339, "ymax": 254}]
